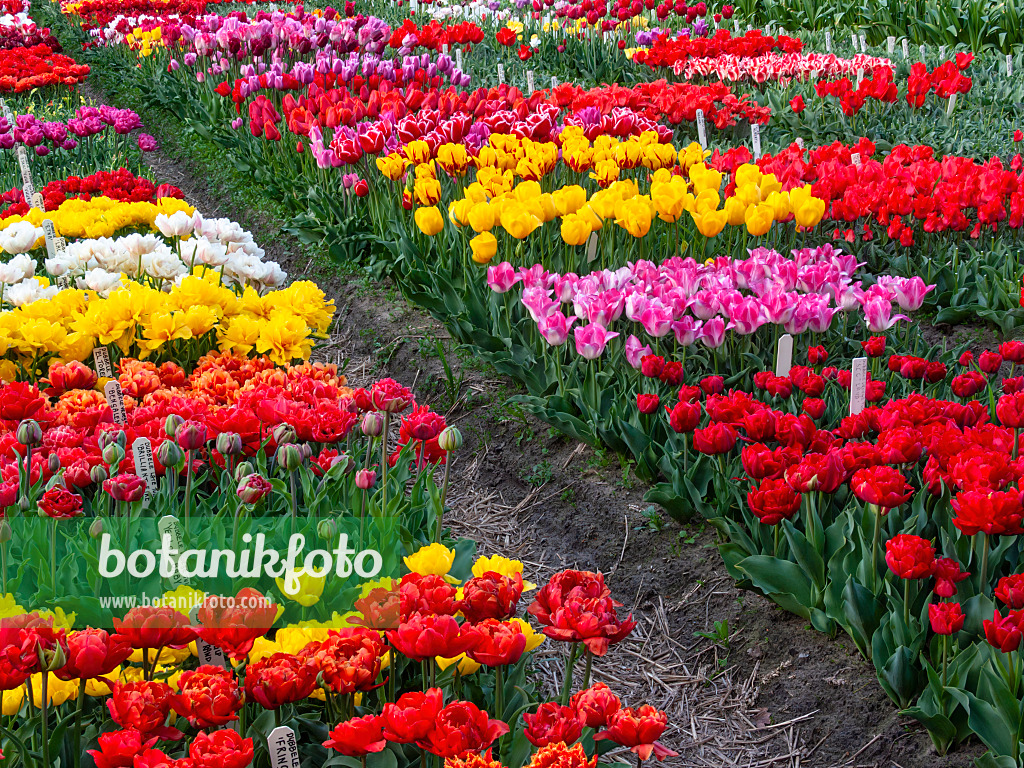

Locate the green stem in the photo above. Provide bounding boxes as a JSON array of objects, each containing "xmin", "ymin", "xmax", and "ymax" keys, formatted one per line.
[
  {"xmin": 872, "ymin": 506, "xmax": 883, "ymax": 592},
  {"xmin": 434, "ymin": 456, "xmax": 452, "ymax": 543},
  {"xmin": 73, "ymin": 678, "xmax": 86, "ymax": 768},
  {"xmin": 979, "ymin": 532, "xmax": 989, "ymax": 591},
  {"xmin": 903, "ymin": 578, "xmax": 911, "ymax": 629},
  {"xmin": 381, "ymin": 412, "xmax": 391, "ymax": 517},
  {"xmin": 582, "ymin": 649, "xmax": 594, "ymax": 690},
  {"xmin": 559, "ymin": 643, "xmax": 580, "ymax": 705}
]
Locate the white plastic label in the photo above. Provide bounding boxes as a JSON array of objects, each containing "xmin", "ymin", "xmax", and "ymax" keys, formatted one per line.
[
  {"xmin": 850, "ymin": 357, "xmax": 868, "ymax": 415},
  {"xmin": 859, "ymin": 34, "xmax": 867, "ymax": 52},
  {"xmin": 104, "ymin": 381, "xmax": 127, "ymax": 425},
  {"xmin": 526, "ymin": 69, "xmax": 535, "ymax": 94},
  {"xmin": 887, "ymin": 36, "xmax": 895, "ymax": 55},
  {"xmin": 851, "ymin": 152, "xmax": 861, "ymax": 166},
  {"xmin": 946, "ymin": 93, "xmax": 957, "ymax": 116},
  {"xmin": 751, "ymin": 123, "xmax": 761, "ymax": 159},
  {"xmin": 132, "ymin": 437, "xmax": 158, "ymax": 506},
  {"xmin": 775, "ymin": 334, "xmax": 793, "ymax": 377},
  {"xmin": 825, "ymin": 29, "xmax": 832, "ymax": 53},
  {"xmin": 93, "ymin": 346, "xmax": 114, "ymax": 378},
  {"xmin": 902, "ymin": 39, "xmax": 909, "ymax": 59},
  {"xmin": 551, "ymin": 76, "xmax": 558, "ymax": 89},
  {"xmin": 586, "ymin": 232, "xmax": 599, "ymax": 262},
  {"xmin": 42, "ymin": 219, "xmax": 57, "ymax": 261},
  {"xmin": 456, "ymin": 48, "xmax": 463, "ymax": 70},
  {"xmin": 158, "ymin": 515, "xmax": 191, "ymax": 587},
  {"xmin": 497, "ymin": 63, "xmax": 505, "ymax": 84},
  {"xmin": 695, "ymin": 108, "xmax": 707, "ymax": 149},
  {"xmin": 268, "ymin": 726, "xmax": 301, "ymax": 768}
]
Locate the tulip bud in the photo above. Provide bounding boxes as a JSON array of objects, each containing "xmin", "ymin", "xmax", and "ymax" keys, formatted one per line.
[
  {"xmin": 318, "ymin": 518, "xmax": 337, "ymax": 541},
  {"xmin": 215, "ymin": 432, "xmax": 244, "ymax": 457},
  {"xmin": 277, "ymin": 444, "xmax": 303, "ymax": 472},
  {"xmin": 361, "ymin": 412, "xmax": 384, "ymax": 437},
  {"xmin": 234, "ymin": 461, "xmax": 255, "ymax": 481},
  {"xmin": 18, "ymin": 497, "xmax": 29, "ymax": 513},
  {"xmin": 98, "ymin": 430, "xmax": 126, "ymax": 450},
  {"xmin": 0, "ymin": 520, "xmax": 11, "ymax": 544},
  {"xmin": 90, "ymin": 465, "xmax": 109, "ymax": 485},
  {"xmin": 156, "ymin": 440, "xmax": 184, "ymax": 469},
  {"xmin": 165, "ymin": 414, "xmax": 185, "ymax": 439},
  {"xmin": 175, "ymin": 420, "xmax": 207, "ymax": 451},
  {"xmin": 16, "ymin": 419, "xmax": 42, "ymax": 448},
  {"xmin": 299, "ymin": 444, "xmax": 313, "ymax": 461},
  {"xmin": 89, "ymin": 518, "xmax": 104, "ymax": 539},
  {"xmin": 102, "ymin": 442, "xmax": 125, "ymax": 466},
  {"xmin": 437, "ymin": 426, "xmax": 463, "ymax": 452},
  {"xmin": 355, "ymin": 469, "xmax": 377, "ymax": 490},
  {"xmin": 237, "ymin": 473, "xmax": 272, "ymax": 504},
  {"xmin": 48, "ymin": 454, "xmax": 61, "ymax": 474},
  {"xmin": 273, "ymin": 423, "xmax": 297, "ymax": 445},
  {"xmin": 41, "ymin": 641, "xmax": 66, "ymax": 673}
]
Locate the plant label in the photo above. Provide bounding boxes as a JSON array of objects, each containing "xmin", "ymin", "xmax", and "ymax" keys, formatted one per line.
[
  {"xmin": 751, "ymin": 123, "xmax": 761, "ymax": 160},
  {"xmin": 132, "ymin": 437, "xmax": 158, "ymax": 506},
  {"xmin": 734, "ymin": 18, "xmax": 740, "ymax": 33},
  {"xmin": 779, "ymin": 27, "xmax": 786, "ymax": 36},
  {"xmin": 902, "ymin": 39, "xmax": 909, "ymax": 59},
  {"xmin": 857, "ymin": 68, "xmax": 864, "ymax": 85},
  {"xmin": 104, "ymin": 381, "xmax": 127, "ymax": 425},
  {"xmin": 851, "ymin": 152, "xmax": 861, "ymax": 166},
  {"xmin": 796, "ymin": 137, "xmax": 804, "ymax": 150},
  {"xmin": 764, "ymin": 22, "xmax": 772, "ymax": 35},
  {"xmin": 0, "ymin": 98, "xmax": 12, "ymax": 122},
  {"xmin": 1008, "ymin": 54, "xmax": 1014, "ymax": 77},
  {"xmin": 919, "ymin": 44, "xmax": 926, "ymax": 62},
  {"xmin": 526, "ymin": 69, "xmax": 535, "ymax": 94},
  {"xmin": 825, "ymin": 29, "xmax": 832, "ymax": 53},
  {"xmin": 695, "ymin": 108, "xmax": 707, "ymax": 149},
  {"xmin": 16, "ymin": 146, "xmax": 31, "ymax": 185},
  {"xmin": 938, "ymin": 45, "xmax": 945, "ymax": 59},
  {"xmin": 551, "ymin": 76, "xmax": 558, "ymax": 89},
  {"xmin": 93, "ymin": 346, "xmax": 114, "ymax": 379},
  {"xmin": 887, "ymin": 36, "xmax": 895, "ymax": 55},
  {"xmin": 42, "ymin": 219, "xmax": 57, "ymax": 261},
  {"xmin": 775, "ymin": 333, "xmax": 793, "ymax": 377},
  {"xmin": 158, "ymin": 515, "xmax": 192, "ymax": 588},
  {"xmin": 456, "ymin": 48, "xmax": 463, "ymax": 70},
  {"xmin": 31, "ymin": 192, "xmax": 43, "ymax": 210},
  {"xmin": 56, "ymin": 273, "xmax": 71, "ymax": 291},
  {"xmin": 850, "ymin": 33, "xmax": 857, "ymax": 51},
  {"xmin": 747, "ymin": 24, "xmax": 753, "ymax": 33},
  {"xmin": 850, "ymin": 357, "xmax": 868, "ymax": 415},
  {"xmin": 442, "ymin": 44, "xmax": 449, "ymax": 56},
  {"xmin": 188, "ymin": 607, "xmax": 229, "ymax": 668},
  {"xmin": 859, "ymin": 34, "xmax": 867, "ymax": 52},
  {"xmin": 55, "ymin": 236, "xmax": 67, "ymax": 253},
  {"xmin": 268, "ymin": 726, "xmax": 301, "ymax": 768},
  {"xmin": 946, "ymin": 93, "xmax": 957, "ymax": 117},
  {"xmin": 497, "ymin": 63, "xmax": 505, "ymax": 84},
  {"xmin": 586, "ymin": 232, "xmax": 599, "ymax": 262}
]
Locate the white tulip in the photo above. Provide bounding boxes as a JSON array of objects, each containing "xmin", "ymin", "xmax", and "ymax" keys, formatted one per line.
[
  {"xmin": 0, "ymin": 221, "xmax": 41, "ymax": 255},
  {"xmin": 155, "ymin": 210, "xmax": 195, "ymax": 238}
]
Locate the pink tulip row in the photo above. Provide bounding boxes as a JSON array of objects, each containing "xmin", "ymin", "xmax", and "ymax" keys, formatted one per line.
[
  {"xmin": 671, "ymin": 52, "xmax": 893, "ymax": 83},
  {"xmin": 486, "ymin": 244, "xmax": 934, "ymax": 361}
]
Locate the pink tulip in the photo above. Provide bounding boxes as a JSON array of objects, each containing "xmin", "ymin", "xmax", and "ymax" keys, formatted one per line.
[
  {"xmin": 586, "ymin": 291, "xmax": 625, "ymax": 327},
  {"xmin": 760, "ymin": 289, "xmax": 797, "ymax": 325},
  {"xmin": 553, "ymin": 273, "xmax": 578, "ymax": 303},
  {"xmin": 574, "ymin": 323, "xmax": 620, "ymax": 359},
  {"xmin": 487, "ymin": 262, "xmax": 519, "ymax": 293},
  {"xmin": 690, "ymin": 289, "xmax": 721, "ymax": 320},
  {"xmin": 639, "ymin": 302, "xmax": 673, "ymax": 337},
  {"xmin": 538, "ymin": 312, "xmax": 577, "ymax": 346},
  {"xmin": 863, "ymin": 296, "xmax": 909, "ymax": 332},
  {"xmin": 624, "ymin": 334, "xmax": 652, "ymax": 368},
  {"xmin": 522, "ymin": 287, "xmax": 559, "ymax": 322},
  {"xmin": 891, "ymin": 276, "xmax": 935, "ymax": 312},
  {"xmin": 726, "ymin": 297, "xmax": 766, "ymax": 335},
  {"xmin": 671, "ymin": 317, "xmax": 702, "ymax": 346},
  {"xmin": 699, "ymin": 317, "xmax": 727, "ymax": 348}
]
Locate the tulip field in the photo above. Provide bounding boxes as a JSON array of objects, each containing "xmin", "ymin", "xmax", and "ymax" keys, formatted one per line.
[{"xmin": 5, "ymin": 0, "xmax": 1024, "ymax": 764}]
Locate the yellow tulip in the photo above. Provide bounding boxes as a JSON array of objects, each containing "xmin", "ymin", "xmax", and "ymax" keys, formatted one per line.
[
  {"xmin": 414, "ymin": 177, "xmax": 442, "ymax": 206},
  {"xmin": 404, "ymin": 140, "xmax": 432, "ymax": 165},
  {"xmin": 689, "ymin": 164, "xmax": 723, "ymax": 195},
  {"xmin": 733, "ymin": 183, "xmax": 762, "ymax": 208},
  {"xmin": 404, "ymin": 543, "xmax": 459, "ymax": 583},
  {"xmin": 448, "ymin": 199, "xmax": 472, "ymax": 227},
  {"xmin": 436, "ymin": 653, "xmax": 481, "ymax": 675},
  {"xmin": 499, "ymin": 204, "xmax": 541, "ymax": 239},
  {"xmin": 589, "ymin": 159, "xmax": 620, "ymax": 188},
  {"xmin": 376, "ymin": 153, "xmax": 407, "ymax": 181},
  {"xmin": 470, "ymin": 232, "xmax": 498, "ymax": 264},
  {"xmin": 744, "ymin": 203, "xmax": 774, "ymax": 236},
  {"xmin": 2, "ymin": 685, "xmax": 23, "ymax": 715},
  {"xmin": 723, "ymin": 196, "xmax": 748, "ymax": 226},
  {"xmin": 759, "ymin": 172, "xmax": 783, "ymax": 197},
  {"xmin": 615, "ymin": 197, "xmax": 653, "ymax": 238},
  {"xmin": 552, "ymin": 185, "xmax": 587, "ymax": 216},
  {"xmin": 735, "ymin": 164, "xmax": 762, "ymax": 188},
  {"xmin": 642, "ymin": 142, "xmax": 679, "ymax": 171},
  {"xmin": 651, "ymin": 179, "xmax": 690, "ymax": 223},
  {"xmin": 436, "ymin": 143, "xmax": 470, "ymax": 176},
  {"xmin": 791, "ymin": 186, "xmax": 827, "ymax": 228},
  {"xmin": 560, "ymin": 212, "xmax": 592, "ymax": 246},
  {"xmin": 764, "ymin": 191, "xmax": 792, "ymax": 221},
  {"xmin": 276, "ymin": 569, "xmax": 326, "ymax": 607},
  {"xmin": 692, "ymin": 209, "xmax": 728, "ymax": 238},
  {"xmin": 588, "ymin": 189, "xmax": 618, "ymax": 220},
  {"xmin": 473, "ymin": 146, "xmax": 498, "ymax": 169},
  {"xmin": 694, "ymin": 189, "xmax": 721, "ymax": 216},
  {"xmin": 614, "ymin": 140, "xmax": 643, "ymax": 169},
  {"xmin": 414, "ymin": 206, "xmax": 445, "ymax": 236},
  {"xmin": 467, "ymin": 202, "xmax": 496, "ymax": 233}
]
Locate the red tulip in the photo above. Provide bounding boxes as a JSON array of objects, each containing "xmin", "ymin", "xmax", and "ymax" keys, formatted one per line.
[
  {"xmin": 465, "ymin": 619, "xmax": 527, "ymax": 667},
  {"xmin": 523, "ymin": 702, "xmax": 583, "ymax": 747},
  {"xmin": 692, "ymin": 422, "xmax": 737, "ymax": 454},
  {"xmin": 885, "ymin": 534, "xmax": 936, "ymax": 580},
  {"xmin": 594, "ymin": 705, "xmax": 678, "ymax": 761},
  {"xmin": 984, "ymin": 610, "xmax": 1023, "ymax": 653},
  {"xmin": 188, "ymin": 729, "xmax": 254, "ymax": 768},
  {"xmin": 107, "ymin": 680, "xmax": 182, "ymax": 740},
  {"xmin": 932, "ymin": 557, "xmax": 969, "ymax": 598},
  {"xmin": 929, "ymin": 603, "xmax": 965, "ymax": 635},
  {"xmin": 459, "ymin": 571, "xmax": 523, "ymax": 622},
  {"xmin": 850, "ymin": 466, "xmax": 913, "ymax": 510},
  {"xmin": 747, "ymin": 477, "xmax": 802, "ymax": 525},
  {"xmin": 113, "ymin": 606, "xmax": 196, "ymax": 650},
  {"xmin": 195, "ymin": 588, "xmax": 277, "ymax": 660},
  {"xmin": 951, "ymin": 489, "xmax": 1024, "ymax": 536},
  {"xmin": 245, "ymin": 653, "xmax": 318, "ymax": 710},
  {"xmin": 381, "ymin": 688, "xmax": 443, "ymax": 743},
  {"xmin": 571, "ymin": 681, "xmax": 621, "ymax": 728},
  {"xmin": 420, "ymin": 700, "xmax": 509, "ymax": 758},
  {"xmin": 323, "ymin": 715, "xmax": 386, "ymax": 756},
  {"xmin": 56, "ymin": 628, "xmax": 132, "ymax": 681},
  {"xmin": 173, "ymin": 665, "xmax": 242, "ymax": 728}
]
